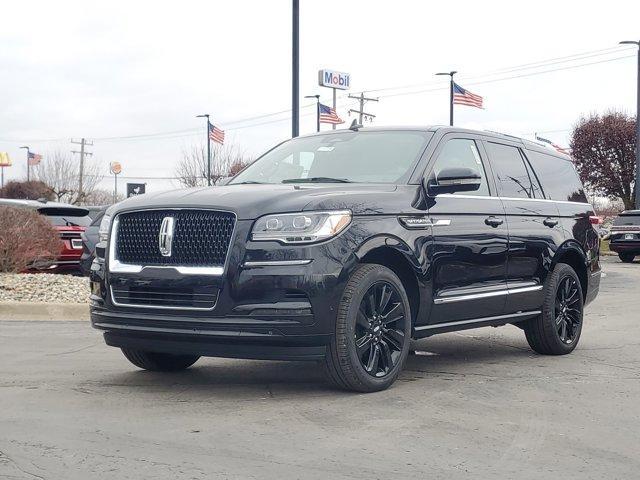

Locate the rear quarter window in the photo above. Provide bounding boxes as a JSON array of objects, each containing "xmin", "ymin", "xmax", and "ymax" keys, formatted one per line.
[{"xmin": 526, "ymin": 151, "xmax": 587, "ymax": 203}]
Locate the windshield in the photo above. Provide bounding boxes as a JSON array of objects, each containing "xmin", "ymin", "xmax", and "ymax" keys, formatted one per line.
[{"xmin": 230, "ymin": 130, "xmax": 432, "ymax": 185}]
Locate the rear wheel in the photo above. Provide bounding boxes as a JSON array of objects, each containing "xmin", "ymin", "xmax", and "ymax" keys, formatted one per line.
[
  {"xmin": 121, "ymin": 349, "xmax": 200, "ymax": 372},
  {"xmin": 324, "ymin": 264, "xmax": 411, "ymax": 392},
  {"xmin": 524, "ymin": 263, "xmax": 583, "ymax": 355},
  {"xmin": 619, "ymin": 252, "xmax": 635, "ymax": 263}
]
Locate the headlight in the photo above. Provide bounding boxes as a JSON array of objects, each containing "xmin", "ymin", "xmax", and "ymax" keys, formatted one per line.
[
  {"xmin": 99, "ymin": 214, "xmax": 112, "ymax": 243},
  {"xmin": 251, "ymin": 210, "xmax": 351, "ymax": 244}
]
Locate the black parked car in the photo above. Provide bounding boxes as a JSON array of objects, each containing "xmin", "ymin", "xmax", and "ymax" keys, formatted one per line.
[
  {"xmin": 609, "ymin": 210, "xmax": 640, "ymax": 263},
  {"xmin": 90, "ymin": 127, "xmax": 601, "ymax": 392}
]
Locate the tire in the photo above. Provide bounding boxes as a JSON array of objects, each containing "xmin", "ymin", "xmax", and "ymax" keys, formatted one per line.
[
  {"xmin": 524, "ymin": 263, "xmax": 584, "ymax": 355},
  {"xmin": 324, "ymin": 264, "xmax": 411, "ymax": 392},
  {"xmin": 619, "ymin": 253, "xmax": 635, "ymax": 263},
  {"xmin": 121, "ymin": 349, "xmax": 200, "ymax": 372}
]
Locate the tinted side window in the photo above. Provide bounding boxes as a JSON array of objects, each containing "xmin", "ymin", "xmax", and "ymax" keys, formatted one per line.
[
  {"xmin": 430, "ymin": 139, "xmax": 490, "ymax": 196},
  {"xmin": 485, "ymin": 142, "xmax": 534, "ymax": 198},
  {"xmin": 526, "ymin": 151, "xmax": 588, "ymax": 203},
  {"xmin": 522, "ymin": 154, "xmax": 544, "ymax": 199}
]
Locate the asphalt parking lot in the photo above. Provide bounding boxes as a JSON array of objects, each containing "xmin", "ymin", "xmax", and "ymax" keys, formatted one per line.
[{"xmin": 1, "ymin": 256, "xmax": 639, "ymax": 480}]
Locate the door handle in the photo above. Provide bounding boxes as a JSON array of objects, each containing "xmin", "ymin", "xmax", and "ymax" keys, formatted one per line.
[
  {"xmin": 543, "ymin": 217, "xmax": 559, "ymax": 228},
  {"xmin": 484, "ymin": 216, "xmax": 504, "ymax": 228}
]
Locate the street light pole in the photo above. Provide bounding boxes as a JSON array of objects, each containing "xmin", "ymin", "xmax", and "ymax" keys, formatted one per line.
[
  {"xmin": 196, "ymin": 114, "xmax": 211, "ymax": 186},
  {"xmin": 620, "ymin": 40, "xmax": 640, "ymax": 209},
  {"xmin": 435, "ymin": 71, "xmax": 457, "ymax": 126},
  {"xmin": 305, "ymin": 95, "xmax": 320, "ymax": 132},
  {"xmin": 292, "ymin": 0, "xmax": 300, "ymax": 138},
  {"xmin": 20, "ymin": 146, "xmax": 30, "ymax": 181}
]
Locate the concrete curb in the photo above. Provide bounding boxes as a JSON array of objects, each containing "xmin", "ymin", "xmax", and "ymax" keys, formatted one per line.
[{"xmin": 0, "ymin": 302, "xmax": 89, "ymax": 321}]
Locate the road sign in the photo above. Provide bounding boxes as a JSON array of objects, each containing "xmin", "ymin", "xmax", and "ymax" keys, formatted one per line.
[
  {"xmin": 127, "ymin": 183, "xmax": 146, "ymax": 197},
  {"xmin": 318, "ymin": 69, "xmax": 351, "ymax": 90},
  {"xmin": 0, "ymin": 152, "xmax": 11, "ymax": 167}
]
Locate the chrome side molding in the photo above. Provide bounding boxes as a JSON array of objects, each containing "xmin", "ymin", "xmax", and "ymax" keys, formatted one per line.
[{"xmin": 433, "ymin": 285, "xmax": 543, "ymax": 305}]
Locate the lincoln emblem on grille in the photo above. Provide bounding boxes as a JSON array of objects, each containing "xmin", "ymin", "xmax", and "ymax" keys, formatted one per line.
[{"xmin": 158, "ymin": 216, "xmax": 175, "ymax": 257}]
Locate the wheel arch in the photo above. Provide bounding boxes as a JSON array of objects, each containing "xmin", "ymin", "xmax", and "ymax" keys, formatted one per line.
[
  {"xmin": 354, "ymin": 237, "xmax": 426, "ymax": 326},
  {"xmin": 553, "ymin": 241, "xmax": 589, "ymax": 300}
]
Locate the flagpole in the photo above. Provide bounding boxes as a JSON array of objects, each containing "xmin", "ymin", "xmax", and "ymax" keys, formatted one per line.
[
  {"xmin": 435, "ymin": 71, "xmax": 457, "ymax": 126},
  {"xmin": 20, "ymin": 146, "xmax": 30, "ymax": 182},
  {"xmin": 449, "ymin": 75, "xmax": 454, "ymax": 126},
  {"xmin": 196, "ymin": 114, "xmax": 211, "ymax": 186},
  {"xmin": 207, "ymin": 120, "xmax": 211, "ymax": 186}
]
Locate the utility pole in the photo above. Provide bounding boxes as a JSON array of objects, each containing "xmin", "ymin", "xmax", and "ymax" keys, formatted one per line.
[
  {"xmin": 292, "ymin": 0, "xmax": 300, "ymax": 137},
  {"xmin": 620, "ymin": 40, "xmax": 640, "ymax": 209},
  {"xmin": 348, "ymin": 92, "xmax": 378, "ymax": 124},
  {"xmin": 71, "ymin": 138, "xmax": 93, "ymax": 203},
  {"xmin": 436, "ymin": 71, "xmax": 457, "ymax": 126}
]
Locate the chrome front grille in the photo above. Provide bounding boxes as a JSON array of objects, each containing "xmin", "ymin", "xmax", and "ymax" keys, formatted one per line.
[{"xmin": 114, "ymin": 209, "xmax": 235, "ymax": 268}]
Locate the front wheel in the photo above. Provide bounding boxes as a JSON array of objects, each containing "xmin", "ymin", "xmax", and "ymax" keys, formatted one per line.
[
  {"xmin": 619, "ymin": 252, "xmax": 635, "ymax": 263},
  {"xmin": 324, "ymin": 264, "xmax": 411, "ymax": 392},
  {"xmin": 121, "ymin": 349, "xmax": 200, "ymax": 372},
  {"xmin": 524, "ymin": 263, "xmax": 583, "ymax": 355}
]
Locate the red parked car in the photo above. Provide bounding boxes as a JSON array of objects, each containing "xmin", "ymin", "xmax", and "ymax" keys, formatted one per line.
[{"xmin": 0, "ymin": 198, "xmax": 91, "ymax": 273}]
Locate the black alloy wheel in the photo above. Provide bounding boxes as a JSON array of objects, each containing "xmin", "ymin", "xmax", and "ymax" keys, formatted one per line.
[
  {"xmin": 524, "ymin": 263, "xmax": 584, "ymax": 355},
  {"xmin": 324, "ymin": 263, "xmax": 412, "ymax": 392},
  {"xmin": 554, "ymin": 275, "xmax": 582, "ymax": 344},
  {"xmin": 355, "ymin": 281, "xmax": 407, "ymax": 377}
]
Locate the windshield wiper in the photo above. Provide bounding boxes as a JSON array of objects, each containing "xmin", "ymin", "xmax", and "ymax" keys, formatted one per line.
[
  {"xmin": 282, "ymin": 177, "xmax": 352, "ymax": 184},
  {"xmin": 233, "ymin": 181, "xmax": 265, "ymax": 185},
  {"xmin": 62, "ymin": 218, "xmax": 80, "ymax": 227}
]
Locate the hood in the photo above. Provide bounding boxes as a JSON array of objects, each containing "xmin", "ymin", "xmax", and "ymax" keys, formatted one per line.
[{"xmin": 112, "ymin": 183, "xmax": 419, "ymax": 219}]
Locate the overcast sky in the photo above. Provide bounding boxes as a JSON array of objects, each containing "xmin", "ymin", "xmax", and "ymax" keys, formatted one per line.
[{"xmin": 1, "ymin": 0, "xmax": 639, "ymax": 194}]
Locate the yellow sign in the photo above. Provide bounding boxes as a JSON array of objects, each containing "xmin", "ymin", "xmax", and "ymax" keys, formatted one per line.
[{"xmin": 0, "ymin": 152, "xmax": 11, "ymax": 167}]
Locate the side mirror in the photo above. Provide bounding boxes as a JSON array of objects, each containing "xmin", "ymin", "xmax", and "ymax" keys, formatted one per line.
[{"xmin": 426, "ymin": 167, "xmax": 482, "ymax": 195}]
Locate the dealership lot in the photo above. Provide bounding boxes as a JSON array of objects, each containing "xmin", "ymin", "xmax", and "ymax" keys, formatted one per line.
[{"xmin": 1, "ymin": 256, "xmax": 639, "ymax": 480}]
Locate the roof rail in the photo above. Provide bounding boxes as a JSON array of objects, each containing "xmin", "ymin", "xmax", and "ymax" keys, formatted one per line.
[{"xmin": 484, "ymin": 130, "xmax": 522, "ymax": 140}]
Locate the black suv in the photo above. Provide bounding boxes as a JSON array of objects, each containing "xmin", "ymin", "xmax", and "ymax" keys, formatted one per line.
[
  {"xmin": 90, "ymin": 127, "xmax": 601, "ymax": 392},
  {"xmin": 609, "ymin": 210, "xmax": 640, "ymax": 262}
]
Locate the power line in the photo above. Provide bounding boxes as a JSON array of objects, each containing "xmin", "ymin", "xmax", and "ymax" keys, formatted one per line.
[
  {"xmin": 0, "ymin": 46, "xmax": 635, "ymax": 145},
  {"xmin": 377, "ymin": 53, "xmax": 635, "ymax": 99}
]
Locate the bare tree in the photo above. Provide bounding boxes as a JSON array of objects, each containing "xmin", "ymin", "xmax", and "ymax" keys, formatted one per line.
[
  {"xmin": 83, "ymin": 188, "xmax": 124, "ymax": 206},
  {"xmin": 174, "ymin": 143, "xmax": 251, "ymax": 188},
  {"xmin": 32, "ymin": 150, "xmax": 103, "ymax": 204},
  {"xmin": 570, "ymin": 111, "xmax": 637, "ymax": 209}
]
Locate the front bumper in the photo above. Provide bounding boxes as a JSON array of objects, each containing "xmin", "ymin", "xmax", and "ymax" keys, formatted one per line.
[{"xmin": 90, "ymin": 219, "xmax": 352, "ymax": 361}]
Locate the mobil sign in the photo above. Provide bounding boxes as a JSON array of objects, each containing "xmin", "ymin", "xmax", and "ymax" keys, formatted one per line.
[{"xmin": 318, "ymin": 69, "xmax": 351, "ymax": 90}]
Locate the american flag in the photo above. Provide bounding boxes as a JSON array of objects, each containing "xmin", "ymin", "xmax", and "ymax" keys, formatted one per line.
[
  {"xmin": 27, "ymin": 152, "xmax": 42, "ymax": 166},
  {"xmin": 208, "ymin": 122, "xmax": 225, "ymax": 145},
  {"xmin": 535, "ymin": 136, "xmax": 571, "ymax": 155},
  {"xmin": 319, "ymin": 103, "xmax": 344, "ymax": 125},
  {"xmin": 453, "ymin": 82, "xmax": 483, "ymax": 109}
]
